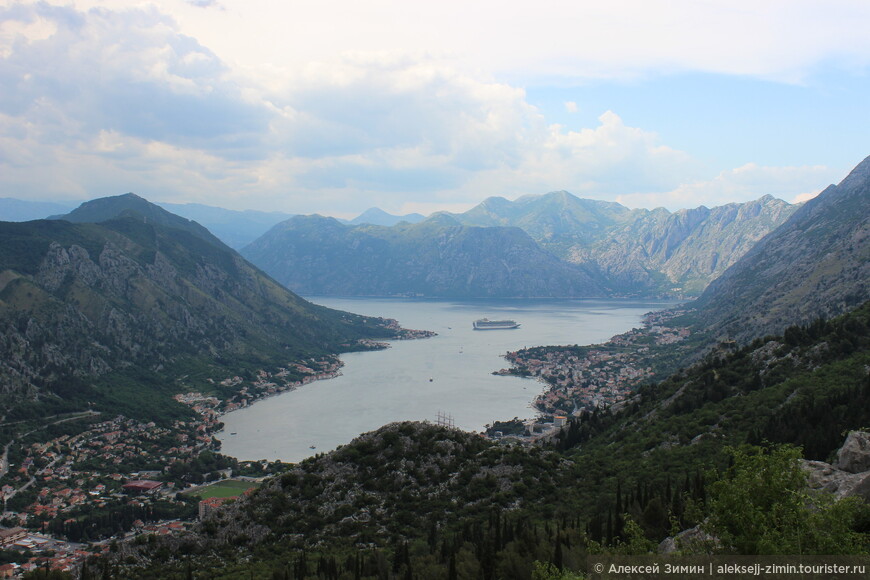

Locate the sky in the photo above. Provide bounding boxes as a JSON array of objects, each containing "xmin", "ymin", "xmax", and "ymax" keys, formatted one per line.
[{"xmin": 1, "ymin": 0, "xmax": 869, "ymax": 218}]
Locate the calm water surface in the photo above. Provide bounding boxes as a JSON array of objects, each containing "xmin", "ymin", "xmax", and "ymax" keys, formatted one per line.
[{"xmin": 218, "ymin": 297, "xmax": 676, "ymax": 462}]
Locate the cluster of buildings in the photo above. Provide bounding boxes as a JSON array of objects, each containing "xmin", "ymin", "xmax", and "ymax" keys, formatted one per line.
[
  {"xmin": 502, "ymin": 311, "xmax": 692, "ymax": 416},
  {"xmin": 0, "ymin": 357, "xmax": 351, "ymax": 575},
  {"xmin": 505, "ymin": 347, "xmax": 656, "ymax": 414},
  {"xmin": 0, "ymin": 525, "xmax": 102, "ymax": 576},
  {"xmin": 3, "ymin": 415, "xmax": 207, "ymax": 522},
  {"xmin": 200, "ymin": 357, "xmax": 345, "ymax": 415},
  {"xmin": 0, "ymin": 413, "xmax": 214, "ymax": 575}
]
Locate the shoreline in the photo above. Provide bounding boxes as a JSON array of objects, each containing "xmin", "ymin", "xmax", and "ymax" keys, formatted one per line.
[
  {"xmin": 211, "ymin": 299, "xmax": 671, "ymax": 459},
  {"xmin": 190, "ymin": 328, "xmax": 439, "ymax": 448}
]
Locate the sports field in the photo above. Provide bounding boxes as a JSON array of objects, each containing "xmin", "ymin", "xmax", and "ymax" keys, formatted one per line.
[{"xmin": 188, "ymin": 479, "xmax": 258, "ymax": 499}]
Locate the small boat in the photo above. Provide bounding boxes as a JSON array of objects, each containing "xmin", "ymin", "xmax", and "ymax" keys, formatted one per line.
[
  {"xmin": 309, "ymin": 445, "xmax": 316, "ymax": 450},
  {"xmin": 230, "ymin": 432, "xmax": 237, "ymax": 435}
]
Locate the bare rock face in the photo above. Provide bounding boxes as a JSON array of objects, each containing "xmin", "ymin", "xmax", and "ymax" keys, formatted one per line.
[
  {"xmin": 801, "ymin": 431, "xmax": 870, "ymax": 502},
  {"xmin": 802, "ymin": 460, "xmax": 870, "ymax": 501},
  {"xmin": 835, "ymin": 431, "xmax": 870, "ymax": 474},
  {"xmin": 659, "ymin": 525, "xmax": 719, "ymax": 555}
]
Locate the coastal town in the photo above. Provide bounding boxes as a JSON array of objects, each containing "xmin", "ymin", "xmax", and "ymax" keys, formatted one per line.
[
  {"xmin": 0, "ymin": 356, "xmax": 349, "ymax": 576},
  {"xmin": 497, "ymin": 309, "xmax": 694, "ymax": 416},
  {"xmin": 0, "ymin": 410, "xmax": 203, "ymax": 575},
  {"xmin": 0, "ymin": 311, "xmax": 695, "ymax": 576},
  {"xmin": 0, "ymin": 323, "xmax": 439, "ymax": 577}
]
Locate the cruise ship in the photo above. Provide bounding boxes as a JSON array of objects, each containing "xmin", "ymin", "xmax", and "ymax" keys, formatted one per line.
[{"xmin": 473, "ymin": 318, "xmax": 520, "ymax": 330}]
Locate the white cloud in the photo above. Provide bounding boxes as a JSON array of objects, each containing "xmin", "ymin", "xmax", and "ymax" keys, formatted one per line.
[
  {"xmin": 792, "ymin": 191, "xmax": 821, "ymax": 204},
  {"xmin": 62, "ymin": 0, "xmax": 870, "ymax": 85},
  {"xmin": 13, "ymin": 0, "xmax": 870, "ymax": 85},
  {"xmin": 0, "ymin": 1, "xmax": 860, "ymax": 216},
  {"xmin": 0, "ymin": 3, "xmax": 271, "ymax": 154}
]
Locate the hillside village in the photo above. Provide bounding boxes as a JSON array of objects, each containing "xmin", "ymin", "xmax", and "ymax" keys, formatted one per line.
[{"xmin": 0, "ymin": 357, "xmax": 349, "ymax": 576}]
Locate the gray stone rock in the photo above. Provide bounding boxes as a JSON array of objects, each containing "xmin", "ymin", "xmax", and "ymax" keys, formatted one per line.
[
  {"xmin": 659, "ymin": 525, "xmax": 719, "ymax": 555},
  {"xmin": 802, "ymin": 460, "xmax": 870, "ymax": 500},
  {"xmin": 801, "ymin": 432, "xmax": 870, "ymax": 501},
  {"xmin": 835, "ymin": 431, "xmax": 870, "ymax": 474}
]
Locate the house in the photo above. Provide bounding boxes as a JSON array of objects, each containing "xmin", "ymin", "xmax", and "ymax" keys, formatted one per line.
[
  {"xmin": 121, "ymin": 480, "xmax": 164, "ymax": 495},
  {"xmin": 0, "ymin": 527, "xmax": 27, "ymax": 547}
]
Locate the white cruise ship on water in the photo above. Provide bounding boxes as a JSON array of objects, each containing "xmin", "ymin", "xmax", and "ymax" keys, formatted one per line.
[{"xmin": 473, "ymin": 318, "xmax": 520, "ymax": 330}]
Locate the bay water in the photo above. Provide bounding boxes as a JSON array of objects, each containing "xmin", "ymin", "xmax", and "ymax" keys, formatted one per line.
[{"xmin": 218, "ymin": 297, "xmax": 675, "ymax": 463}]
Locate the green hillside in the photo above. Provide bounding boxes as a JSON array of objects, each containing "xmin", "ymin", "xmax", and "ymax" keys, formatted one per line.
[
  {"xmin": 0, "ymin": 197, "xmax": 402, "ymax": 423},
  {"xmin": 116, "ymin": 302, "xmax": 870, "ymax": 578}
]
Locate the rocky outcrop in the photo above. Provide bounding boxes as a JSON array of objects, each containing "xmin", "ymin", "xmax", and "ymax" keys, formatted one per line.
[
  {"xmin": 802, "ymin": 431, "xmax": 870, "ymax": 501},
  {"xmin": 661, "ymin": 431, "xmax": 870, "ymax": 554},
  {"xmin": 659, "ymin": 525, "xmax": 719, "ymax": 555},
  {"xmin": 835, "ymin": 430, "xmax": 870, "ymax": 474}
]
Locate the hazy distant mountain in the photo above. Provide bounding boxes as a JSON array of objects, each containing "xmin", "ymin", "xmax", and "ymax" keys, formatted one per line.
[
  {"xmin": 242, "ymin": 192, "xmax": 797, "ymax": 299},
  {"xmin": 446, "ymin": 191, "xmax": 639, "ymax": 248},
  {"xmin": 242, "ymin": 215, "xmax": 607, "ymax": 297},
  {"xmin": 0, "ymin": 198, "xmax": 77, "ymax": 221},
  {"xmin": 0, "ymin": 194, "xmax": 399, "ymax": 418},
  {"xmin": 449, "ymin": 191, "xmax": 797, "ymax": 296},
  {"xmin": 694, "ymin": 155, "xmax": 870, "ymax": 342},
  {"xmin": 3, "ymin": 196, "xmax": 294, "ymax": 249},
  {"xmin": 158, "ymin": 202, "xmax": 295, "ymax": 249},
  {"xmin": 349, "ymin": 207, "xmax": 426, "ymax": 226}
]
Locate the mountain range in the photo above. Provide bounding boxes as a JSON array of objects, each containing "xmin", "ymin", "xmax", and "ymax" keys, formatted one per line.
[
  {"xmin": 433, "ymin": 191, "xmax": 799, "ymax": 295},
  {"xmin": 2, "ymin": 198, "xmax": 422, "ymax": 249},
  {"xmin": 4, "ymin": 192, "xmax": 797, "ymax": 297},
  {"xmin": 243, "ymin": 193, "xmax": 797, "ymax": 298}
]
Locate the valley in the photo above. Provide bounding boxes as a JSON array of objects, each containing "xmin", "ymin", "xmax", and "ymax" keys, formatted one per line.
[
  {"xmin": 0, "ymin": 156, "xmax": 867, "ymax": 578},
  {"xmin": 4, "ymin": 3, "xmax": 869, "ymax": 577}
]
